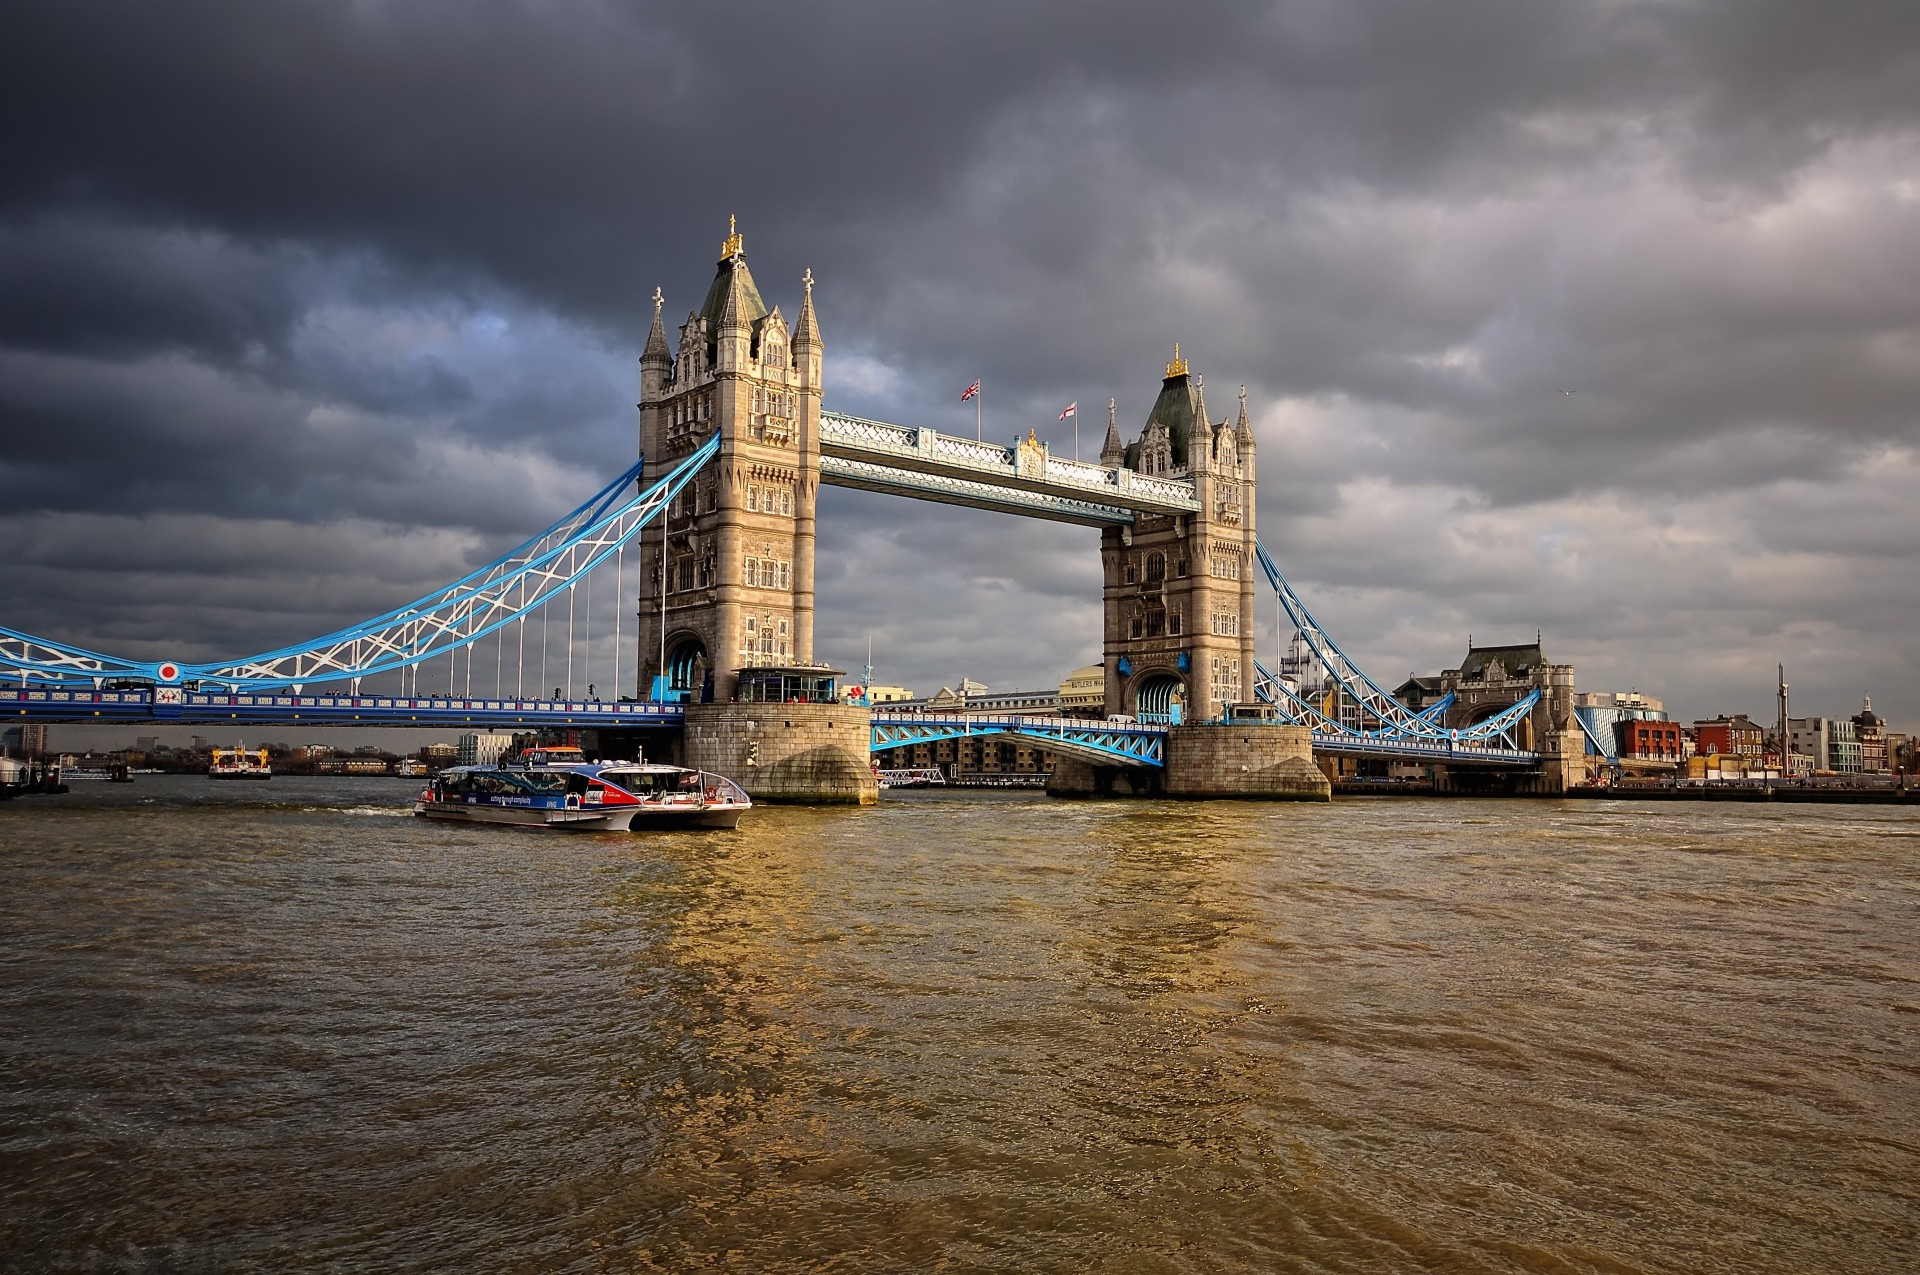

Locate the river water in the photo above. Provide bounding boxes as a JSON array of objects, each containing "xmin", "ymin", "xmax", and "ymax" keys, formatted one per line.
[{"xmin": 2, "ymin": 777, "xmax": 1915, "ymax": 1273}]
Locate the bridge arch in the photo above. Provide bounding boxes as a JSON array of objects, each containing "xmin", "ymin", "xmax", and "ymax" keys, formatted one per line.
[
  {"xmin": 1463, "ymin": 698, "xmax": 1534, "ymax": 749},
  {"xmin": 665, "ymin": 633, "xmax": 708, "ymax": 700},
  {"xmin": 1133, "ymin": 670, "xmax": 1187, "ymax": 725}
]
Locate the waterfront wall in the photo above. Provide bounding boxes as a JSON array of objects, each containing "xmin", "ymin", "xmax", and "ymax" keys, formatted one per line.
[{"xmin": 681, "ymin": 702, "xmax": 878, "ymax": 804}]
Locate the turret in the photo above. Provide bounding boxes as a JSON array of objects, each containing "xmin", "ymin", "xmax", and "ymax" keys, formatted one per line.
[
  {"xmin": 1189, "ymin": 375, "xmax": 1212, "ymax": 474},
  {"xmin": 640, "ymin": 286, "xmax": 671, "ymax": 402},
  {"xmin": 792, "ymin": 268, "xmax": 821, "ymax": 388},
  {"xmin": 715, "ymin": 269, "xmax": 751, "ymax": 373},
  {"xmin": 1099, "ymin": 397, "xmax": 1125, "ymax": 466},
  {"xmin": 1235, "ymin": 383, "xmax": 1255, "ymax": 462}
]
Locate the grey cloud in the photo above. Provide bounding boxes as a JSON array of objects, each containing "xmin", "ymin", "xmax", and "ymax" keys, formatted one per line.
[{"xmin": 4, "ymin": 0, "xmax": 1918, "ymax": 725}]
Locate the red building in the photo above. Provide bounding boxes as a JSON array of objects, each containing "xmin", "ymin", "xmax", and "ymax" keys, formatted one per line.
[
  {"xmin": 1693, "ymin": 714, "xmax": 1765, "ymax": 760},
  {"xmin": 1620, "ymin": 719, "xmax": 1683, "ymax": 762}
]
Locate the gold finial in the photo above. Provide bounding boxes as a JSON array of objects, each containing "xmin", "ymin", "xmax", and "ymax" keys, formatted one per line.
[
  {"xmin": 1165, "ymin": 342, "xmax": 1188, "ymax": 378},
  {"xmin": 721, "ymin": 213, "xmax": 743, "ymax": 259}
]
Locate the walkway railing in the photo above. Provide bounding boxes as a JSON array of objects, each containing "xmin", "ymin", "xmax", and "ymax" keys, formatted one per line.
[{"xmin": 820, "ymin": 409, "xmax": 1200, "ymax": 517}]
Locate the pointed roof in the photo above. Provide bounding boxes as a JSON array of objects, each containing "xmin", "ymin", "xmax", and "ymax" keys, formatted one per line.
[
  {"xmin": 699, "ymin": 218, "xmax": 768, "ymax": 349},
  {"xmin": 1124, "ymin": 347, "xmax": 1204, "ymax": 470},
  {"xmin": 1099, "ymin": 397, "xmax": 1125, "ymax": 465},
  {"xmin": 1456, "ymin": 642, "xmax": 1545, "ymax": 681},
  {"xmin": 793, "ymin": 267, "xmax": 819, "ymax": 348},
  {"xmin": 1236, "ymin": 383, "xmax": 1255, "ymax": 447},
  {"xmin": 641, "ymin": 285, "xmax": 670, "ymax": 364}
]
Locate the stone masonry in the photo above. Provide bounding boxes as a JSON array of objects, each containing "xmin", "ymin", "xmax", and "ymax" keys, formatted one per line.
[{"xmin": 681, "ymin": 702, "xmax": 878, "ymax": 805}]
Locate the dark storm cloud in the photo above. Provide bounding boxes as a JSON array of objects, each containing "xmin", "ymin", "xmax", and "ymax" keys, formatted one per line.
[{"xmin": 3, "ymin": 0, "xmax": 1917, "ymax": 721}]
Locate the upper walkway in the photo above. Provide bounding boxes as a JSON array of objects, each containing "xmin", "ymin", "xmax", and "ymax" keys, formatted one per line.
[{"xmin": 819, "ymin": 410, "xmax": 1200, "ymax": 526}]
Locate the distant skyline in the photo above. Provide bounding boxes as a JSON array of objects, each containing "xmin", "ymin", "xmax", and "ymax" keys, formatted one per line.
[{"xmin": 5, "ymin": 1, "xmax": 1916, "ymax": 729}]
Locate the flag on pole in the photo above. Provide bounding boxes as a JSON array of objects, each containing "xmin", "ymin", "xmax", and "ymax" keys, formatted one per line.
[
  {"xmin": 1058, "ymin": 402, "xmax": 1078, "ymax": 421},
  {"xmin": 961, "ymin": 380, "xmax": 981, "ymax": 402}
]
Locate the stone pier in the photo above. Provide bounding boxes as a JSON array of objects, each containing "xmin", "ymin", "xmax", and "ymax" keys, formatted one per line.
[
  {"xmin": 681, "ymin": 702, "xmax": 878, "ymax": 804},
  {"xmin": 1048, "ymin": 722, "xmax": 1330, "ymax": 801},
  {"xmin": 1164, "ymin": 723, "xmax": 1330, "ymax": 800}
]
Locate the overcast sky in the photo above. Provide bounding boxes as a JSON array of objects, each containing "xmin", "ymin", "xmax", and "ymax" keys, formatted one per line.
[{"xmin": 6, "ymin": 0, "xmax": 1917, "ymax": 732}]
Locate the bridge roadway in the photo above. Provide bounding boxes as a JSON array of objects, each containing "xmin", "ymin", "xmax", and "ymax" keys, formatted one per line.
[
  {"xmin": 6, "ymin": 690, "xmax": 1541, "ymax": 769},
  {"xmin": 3, "ymin": 687, "xmax": 686, "ymax": 731}
]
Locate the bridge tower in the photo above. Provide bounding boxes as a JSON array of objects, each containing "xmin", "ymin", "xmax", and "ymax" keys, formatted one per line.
[
  {"xmin": 1098, "ymin": 350, "xmax": 1259, "ymax": 723},
  {"xmin": 635, "ymin": 219, "xmax": 822, "ymax": 702}
]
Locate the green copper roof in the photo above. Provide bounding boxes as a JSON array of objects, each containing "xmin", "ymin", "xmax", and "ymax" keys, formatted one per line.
[
  {"xmin": 698, "ymin": 254, "xmax": 769, "ymax": 351},
  {"xmin": 1123, "ymin": 372, "xmax": 1200, "ymax": 470}
]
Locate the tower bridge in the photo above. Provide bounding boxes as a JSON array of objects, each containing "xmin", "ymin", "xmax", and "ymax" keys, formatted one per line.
[{"xmin": 3, "ymin": 221, "xmax": 1581, "ymax": 800}]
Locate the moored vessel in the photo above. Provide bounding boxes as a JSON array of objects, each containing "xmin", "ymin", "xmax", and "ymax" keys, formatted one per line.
[{"xmin": 209, "ymin": 746, "xmax": 272, "ymax": 780}]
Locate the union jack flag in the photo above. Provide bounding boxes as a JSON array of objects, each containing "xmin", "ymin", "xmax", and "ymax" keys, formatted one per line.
[{"xmin": 960, "ymin": 380, "xmax": 980, "ymax": 402}]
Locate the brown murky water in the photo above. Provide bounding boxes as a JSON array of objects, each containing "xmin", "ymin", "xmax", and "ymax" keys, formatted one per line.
[{"xmin": 3, "ymin": 777, "xmax": 1915, "ymax": 1272}]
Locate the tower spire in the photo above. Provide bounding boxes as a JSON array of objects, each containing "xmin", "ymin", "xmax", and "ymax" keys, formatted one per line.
[
  {"xmin": 1236, "ymin": 382, "xmax": 1255, "ymax": 449},
  {"xmin": 1099, "ymin": 397, "xmax": 1125, "ymax": 466},
  {"xmin": 642, "ymin": 286, "xmax": 670, "ymax": 365},
  {"xmin": 794, "ymin": 267, "xmax": 819, "ymax": 348}
]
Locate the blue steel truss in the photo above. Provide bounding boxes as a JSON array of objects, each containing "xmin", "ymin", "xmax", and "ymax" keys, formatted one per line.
[
  {"xmin": 1250, "ymin": 539, "xmax": 1540, "ymax": 749},
  {"xmin": 1, "ymin": 436, "xmax": 721, "ymax": 691},
  {"xmin": 870, "ymin": 713, "xmax": 1165, "ymax": 767}
]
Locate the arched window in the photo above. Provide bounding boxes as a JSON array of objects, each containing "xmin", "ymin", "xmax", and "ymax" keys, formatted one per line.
[{"xmin": 1146, "ymin": 552, "xmax": 1166, "ymax": 583}]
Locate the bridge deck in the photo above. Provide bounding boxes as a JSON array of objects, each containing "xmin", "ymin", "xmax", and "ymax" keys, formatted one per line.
[
  {"xmin": 10, "ymin": 690, "xmax": 1542, "ymax": 768},
  {"xmin": 4, "ymin": 687, "xmax": 685, "ymax": 729}
]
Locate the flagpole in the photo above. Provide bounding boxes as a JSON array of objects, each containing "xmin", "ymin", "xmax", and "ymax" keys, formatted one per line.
[{"xmin": 976, "ymin": 378, "xmax": 982, "ymax": 442}]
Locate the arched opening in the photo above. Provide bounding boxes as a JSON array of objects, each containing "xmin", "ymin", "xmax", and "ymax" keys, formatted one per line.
[
  {"xmin": 1136, "ymin": 672, "xmax": 1187, "ymax": 725},
  {"xmin": 1464, "ymin": 698, "xmax": 1533, "ymax": 749},
  {"xmin": 666, "ymin": 636, "xmax": 708, "ymax": 701}
]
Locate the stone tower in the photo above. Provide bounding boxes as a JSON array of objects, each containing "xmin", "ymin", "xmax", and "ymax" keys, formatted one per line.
[
  {"xmin": 635, "ymin": 219, "xmax": 823, "ymax": 702},
  {"xmin": 1099, "ymin": 348, "xmax": 1259, "ymax": 722}
]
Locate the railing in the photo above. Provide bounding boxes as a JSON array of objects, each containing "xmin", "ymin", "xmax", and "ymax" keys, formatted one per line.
[
  {"xmin": 0, "ymin": 686, "xmax": 688, "ymax": 726},
  {"xmin": 870, "ymin": 711, "xmax": 1166, "ymax": 766},
  {"xmin": 820, "ymin": 409, "xmax": 1200, "ymax": 514}
]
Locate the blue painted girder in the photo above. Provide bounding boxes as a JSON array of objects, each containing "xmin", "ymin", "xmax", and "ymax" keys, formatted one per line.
[{"xmin": 870, "ymin": 712, "xmax": 1166, "ymax": 767}]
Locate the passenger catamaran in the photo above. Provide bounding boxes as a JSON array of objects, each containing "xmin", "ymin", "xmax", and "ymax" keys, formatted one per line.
[{"xmin": 413, "ymin": 746, "xmax": 750, "ymax": 832}]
